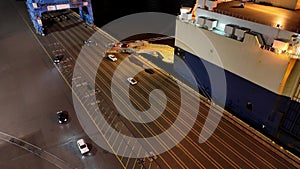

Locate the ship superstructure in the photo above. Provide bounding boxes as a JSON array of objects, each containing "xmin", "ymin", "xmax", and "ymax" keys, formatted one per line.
[{"xmin": 175, "ymin": 1, "xmax": 300, "ymax": 152}]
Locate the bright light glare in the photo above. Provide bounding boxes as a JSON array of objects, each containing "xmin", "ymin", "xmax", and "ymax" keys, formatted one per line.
[{"xmin": 180, "ymin": 7, "xmax": 191, "ymax": 14}]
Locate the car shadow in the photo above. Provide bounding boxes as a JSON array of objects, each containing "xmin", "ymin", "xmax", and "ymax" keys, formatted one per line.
[
  {"xmin": 85, "ymin": 143, "xmax": 97, "ymax": 156},
  {"xmin": 231, "ymin": 4, "xmax": 245, "ymax": 8}
]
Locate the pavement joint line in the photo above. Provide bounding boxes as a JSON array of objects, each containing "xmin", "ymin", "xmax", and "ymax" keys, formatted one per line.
[
  {"xmin": 136, "ymin": 41, "xmax": 300, "ymax": 166},
  {"xmin": 83, "ymin": 41, "xmax": 252, "ymax": 169},
  {"xmin": 5, "ymin": 3, "xmax": 79, "ymax": 168},
  {"xmin": 56, "ymin": 19, "xmax": 227, "ymax": 168},
  {"xmin": 209, "ymin": 104, "xmax": 300, "ymax": 167},
  {"xmin": 115, "ymin": 54, "xmax": 230, "ymax": 168},
  {"xmin": 0, "ymin": 131, "xmax": 73, "ymax": 169},
  {"xmin": 141, "ymin": 56, "xmax": 268, "ymax": 166},
  {"xmin": 39, "ymin": 8, "xmax": 300, "ymax": 168},
  {"xmin": 220, "ymin": 104, "xmax": 300, "ymax": 165},
  {"xmin": 12, "ymin": 2, "xmax": 126, "ymax": 168}
]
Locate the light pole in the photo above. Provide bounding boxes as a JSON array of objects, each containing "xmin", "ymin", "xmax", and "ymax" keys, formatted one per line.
[{"xmin": 275, "ymin": 23, "xmax": 281, "ymax": 39}]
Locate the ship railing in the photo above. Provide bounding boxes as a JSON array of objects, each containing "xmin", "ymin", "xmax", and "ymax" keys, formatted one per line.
[
  {"xmin": 176, "ymin": 16, "xmax": 300, "ymax": 59},
  {"xmin": 283, "ymin": 53, "xmax": 300, "ymax": 59},
  {"xmin": 212, "ymin": 9, "xmax": 300, "ymax": 33},
  {"xmin": 213, "ymin": 8, "xmax": 258, "ymax": 23},
  {"xmin": 259, "ymin": 45, "xmax": 300, "ymax": 59}
]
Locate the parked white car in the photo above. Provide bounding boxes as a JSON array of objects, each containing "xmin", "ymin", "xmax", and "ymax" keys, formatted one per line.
[
  {"xmin": 108, "ymin": 54, "xmax": 117, "ymax": 61},
  {"xmin": 127, "ymin": 77, "xmax": 137, "ymax": 85},
  {"xmin": 77, "ymin": 139, "xmax": 90, "ymax": 155}
]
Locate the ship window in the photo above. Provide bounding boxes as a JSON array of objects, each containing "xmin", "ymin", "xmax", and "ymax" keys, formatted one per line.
[{"xmin": 246, "ymin": 102, "xmax": 252, "ymax": 111}]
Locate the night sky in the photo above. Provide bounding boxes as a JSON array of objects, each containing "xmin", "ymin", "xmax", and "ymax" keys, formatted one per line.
[{"xmin": 91, "ymin": 0, "xmax": 195, "ymax": 26}]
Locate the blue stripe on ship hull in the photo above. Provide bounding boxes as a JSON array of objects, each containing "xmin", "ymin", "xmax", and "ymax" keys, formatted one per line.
[{"xmin": 173, "ymin": 48, "xmax": 290, "ymax": 135}]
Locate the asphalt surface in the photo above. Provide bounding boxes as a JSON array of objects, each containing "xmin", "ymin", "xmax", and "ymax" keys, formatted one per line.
[
  {"xmin": 0, "ymin": 0, "xmax": 300, "ymax": 168},
  {"xmin": 0, "ymin": 1, "xmax": 125, "ymax": 169}
]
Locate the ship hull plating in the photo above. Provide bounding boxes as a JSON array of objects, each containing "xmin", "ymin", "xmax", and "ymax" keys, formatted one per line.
[{"xmin": 173, "ymin": 47, "xmax": 300, "ymax": 152}]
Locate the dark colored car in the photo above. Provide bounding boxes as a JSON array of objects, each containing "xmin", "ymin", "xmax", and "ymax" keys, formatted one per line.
[
  {"xmin": 121, "ymin": 43, "xmax": 129, "ymax": 48},
  {"xmin": 53, "ymin": 55, "xmax": 63, "ymax": 63},
  {"xmin": 113, "ymin": 43, "xmax": 122, "ymax": 47},
  {"xmin": 145, "ymin": 68, "xmax": 154, "ymax": 74},
  {"xmin": 84, "ymin": 40, "xmax": 92, "ymax": 45},
  {"xmin": 57, "ymin": 111, "xmax": 69, "ymax": 124}
]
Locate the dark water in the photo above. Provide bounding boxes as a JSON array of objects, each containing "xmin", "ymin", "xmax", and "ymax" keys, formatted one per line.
[{"xmin": 91, "ymin": 0, "xmax": 195, "ymax": 27}]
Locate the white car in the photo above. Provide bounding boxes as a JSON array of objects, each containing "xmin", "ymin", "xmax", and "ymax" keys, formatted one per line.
[
  {"xmin": 127, "ymin": 77, "xmax": 137, "ymax": 85},
  {"xmin": 107, "ymin": 54, "xmax": 117, "ymax": 61},
  {"xmin": 77, "ymin": 139, "xmax": 90, "ymax": 155}
]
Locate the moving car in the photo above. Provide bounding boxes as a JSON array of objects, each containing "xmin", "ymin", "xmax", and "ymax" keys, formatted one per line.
[
  {"xmin": 127, "ymin": 77, "xmax": 137, "ymax": 85},
  {"xmin": 111, "ymin": 42, "xmax": 122, "ymax": 48},
  {"xmin": 107, "ymin": 54, "xmax": 117, "ymax": 61},
  {"xmin": 121, "ymin": 43, "xmax": 129, "ymax": 48},
  {"xmin": 77, "ymin": 139, "xmax": 90, "ymax": 155},
  {"xmin": 84, "ymin": 40, "xmax": 92, "ymax": 44},
  {"xmin": 53, "ymin": 55, "xmax": 63, "ymax": 63},
  {"xmin": 56, "ymin": 111, "xmax": 68, "ymax": 124}
]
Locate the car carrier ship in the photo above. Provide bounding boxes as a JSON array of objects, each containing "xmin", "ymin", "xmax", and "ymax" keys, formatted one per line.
[
  {"xmin": 175, "ymin": 0, "xmax": 300, "ymax": 153},
  {"xmin": 24, "ymin": 0, "xmax": 300, "ymax": 160}
]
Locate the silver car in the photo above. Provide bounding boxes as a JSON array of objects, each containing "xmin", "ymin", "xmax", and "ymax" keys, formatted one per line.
[
  {"xmin": 127, "ymin": 77, "xmax": 137, "ymax": 85},
  {"xmin": 77, "ymin": 139, "xmax": 90, "ymax": 155},
  {"xmin": 108, "ymin": 54, "xmax": 117, "ymax": 61}
]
